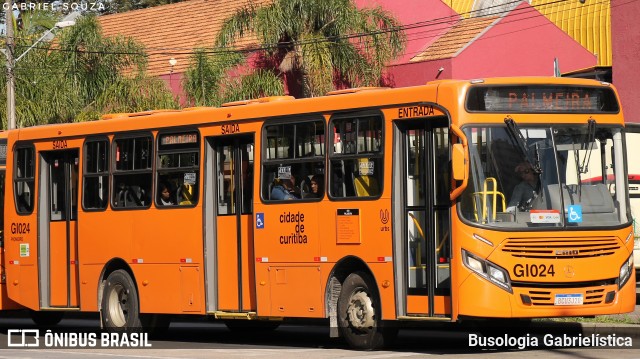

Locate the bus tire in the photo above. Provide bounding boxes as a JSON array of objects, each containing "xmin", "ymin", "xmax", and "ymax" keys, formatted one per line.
[
  {"xmin": 101, "ymin": 269, "xmax": 142, "ymax": 331},
  {"xmin": 29, "ymin": 310, "xmax": 64, "ymax": 326},
  {"xmin": 337, "ymin": 271, "xmax": 396, "ymax": 350}
]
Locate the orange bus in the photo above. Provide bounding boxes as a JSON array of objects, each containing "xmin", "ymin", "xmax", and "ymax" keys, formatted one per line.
[
  {"xmin": 0, "ymin": 131, "xmax": 23, "ymax": 312},
  {"xmin": 3, "ymin": 77, "xmax": 635, "ymax": 349},
  {"xmin": 0, "ymin": 131, "xmax": 21, "ymax": 312},
  {"xmin": 1, "ymin": 131, "xmax": 64, "ymax": 325}
]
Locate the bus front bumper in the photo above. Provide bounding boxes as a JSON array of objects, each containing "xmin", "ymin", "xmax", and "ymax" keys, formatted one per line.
[{"xmin": 458, "ymin": 272, "xmax": 636, "ymax": 318}]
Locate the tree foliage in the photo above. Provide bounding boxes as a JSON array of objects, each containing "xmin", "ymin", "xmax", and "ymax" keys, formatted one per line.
[
  {"xmin": 182, "ymin": 48, "xmax": 283, "ymax": 106},
  {"xmin": 0, "ymin": 13, "xmax": 177, "ymax": 128},
  {"xmin": 187, "ymin": 0, "xmax": 406, "ymax": 100}
]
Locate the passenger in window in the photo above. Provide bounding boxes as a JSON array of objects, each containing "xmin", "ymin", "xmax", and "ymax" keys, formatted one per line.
[
  {"xmin": 271, "ymin": 178, "xmax": 298, "ymax": 200},
  {"xmin": 179, "ymin": 183, "xmax": 195, "ymax": 205},
  {"xmin": 159, "ymin": 182, "xmax": 175, "ymax": 206},
  {"xmin": 290, "ymin": 174, "xmax": 301, "ymax": 195},
  {"xmin": 114, "ymin": 182, "xmax": 127, "ymax": 207},
  {"xmin": 507, "ymin": 161, "xmax": 539, "ymax": 212},
  {"xmin": 307, "ymin": 174, "xmax": 324, "ymax": 198},
  {"xmin": 126, "ymin": 185, "xmax": 147, "ymax": 207}
]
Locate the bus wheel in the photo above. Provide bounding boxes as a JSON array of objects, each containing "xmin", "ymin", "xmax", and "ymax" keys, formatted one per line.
[
  {"xmin": 29, "ymin": 310, "xmax": 64, "ymax": 326},
  {"xmin": 101, "ymin": 269, "xmax": 142, "ymax": 330},
  {"xmin": 337, "ymin": 272, "xmax": 396, "ymax": 350}
]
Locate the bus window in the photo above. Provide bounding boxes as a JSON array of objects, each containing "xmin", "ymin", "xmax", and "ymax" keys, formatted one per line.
[
  {"xmin": 83, "ymin": 139, "xmax": 109, "ymax": 210},
  {"xmin": 112, "ymin": 135, "xmax": 153, "ymax": 209},
  {"xmin": 262, "ymin": 119, "xmax": 325, "ymax": 201},
  {"xmin": 459, "ymin": 125, "xmax": 627, "ymax": 227},
  {"xmin": 329, "ymin": 115, "xmax": 383, "ymax": 198},
  {"xmin": 156, "ymin": 131, "xmax": 200, "ymax": 207},
  {"xmin": 216, "ymin": 140, "xmax": 253, "ymax": 214},
  {"xmin": 14, "ymin": 146, "xmax": 35, "ymax": 214}
]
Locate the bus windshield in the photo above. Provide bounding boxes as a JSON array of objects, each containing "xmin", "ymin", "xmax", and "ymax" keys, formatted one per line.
[{"xmin": 460, "ymin": 124, "xmax": 629, "ymax": 229}]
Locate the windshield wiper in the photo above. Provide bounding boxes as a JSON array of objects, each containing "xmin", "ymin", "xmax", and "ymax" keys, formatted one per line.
[
  {"xmin": 504, "ymin": 117, "xmax": 542, "ymax": 174},
  {"xmin": 572, "ymin": 119, "xmax": 597, "ymax": 200},
  {"xmin": 579, "ymin": 118, "xmax": 597, "ymax": 174}
]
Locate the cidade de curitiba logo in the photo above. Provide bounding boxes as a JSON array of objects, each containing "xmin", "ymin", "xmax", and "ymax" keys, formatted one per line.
[{"xmin": 7, "ymin": 329, "xmax": 152, "ymax": 348}]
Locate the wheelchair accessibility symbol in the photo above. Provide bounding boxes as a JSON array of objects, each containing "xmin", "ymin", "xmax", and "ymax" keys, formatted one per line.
[
  {"xmin": 567, "ymin": 205, "xmax": 582, "ymax": 223},
  {"xmin": 256, "ymin": 213, "xmax": 265, "ymax": 229}
]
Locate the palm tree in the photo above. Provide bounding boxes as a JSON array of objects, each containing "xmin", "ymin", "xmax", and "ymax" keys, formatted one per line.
[
  {"xmin": 57, "ymin": 15, "xmax": 179, "ymax": 119},
  {"xmin": 188, "ymin": 0, "xmax": 405, "ymax": 100},
  {"xmin": 0, "ymin": 13, "xmax": 178, "ymax": 128},
  {"xmin": 183, "ymin": 48, "xmax": 284, "ymax": 106}
]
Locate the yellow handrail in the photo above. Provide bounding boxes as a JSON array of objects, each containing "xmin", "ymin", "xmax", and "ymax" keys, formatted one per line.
[
  {"xmin": 472, "ymin": 177, "xmax": 506, "ymax": 223},
  {"xmin": 408, "ymin": 213, "xmax": 425, "ymax": 267},
  {"xmin": 408, "ymin": 212, "xmax": 448, "ymax": 265}
]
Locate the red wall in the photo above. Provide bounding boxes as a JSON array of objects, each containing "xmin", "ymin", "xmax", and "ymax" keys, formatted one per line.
[
  {"xmin": 376, "ymin": 2, "xmax": 596, "ymax": 88},
  {"xmin": 612, "ymin": 0, "xmax": 640, "ymax": 123},
  {"xmin": 355, "ymin": 0, "xmax": 458, "ymax": 65},
  {"xmin": 386, "ymin": 59, "xmax": 452, "ymax": 87},
  {"xmin": 160, "ymin": 73, "xmax": 187, "ymax": 106},
  {"xmin": 453, "ymin": 3, "xmax": 595, "ymax": 79}
]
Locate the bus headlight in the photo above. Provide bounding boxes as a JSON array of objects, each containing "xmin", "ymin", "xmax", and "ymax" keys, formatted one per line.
[
  {"xmin": 462, "ymin": 249, "xmax": 512, "ymax": 293},
  {"xmin": 618, "ymin": 254, "xmax": 633, "ymax": 289}
]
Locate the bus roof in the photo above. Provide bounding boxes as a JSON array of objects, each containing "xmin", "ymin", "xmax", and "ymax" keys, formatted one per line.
[{"xmin": 8, "ymin": 76, "xmax": 621, "ymax": 142}]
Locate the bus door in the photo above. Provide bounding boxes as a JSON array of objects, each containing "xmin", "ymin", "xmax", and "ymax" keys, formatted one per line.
[
  {"xmin": 205, "ymin": 135, "xmax": 255, "ymax": 312},
  {"xmin": 38, "ymin": 150, "xmax": 79, "ymax": 308},
  {"xmin": 394, "ymin": 118, "xmax": 451, "ymax": 317}
]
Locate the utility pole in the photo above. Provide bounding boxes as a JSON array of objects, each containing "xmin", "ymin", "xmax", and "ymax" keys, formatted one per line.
[{"xmin": 5, "ymin": 0, "xmax": 16, "ymax": 130}]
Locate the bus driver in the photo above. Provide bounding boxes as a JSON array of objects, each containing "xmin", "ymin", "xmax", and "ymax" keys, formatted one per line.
[{"xmin": 507, "ymin": 161, "xmax": 539, "ymax": 212}]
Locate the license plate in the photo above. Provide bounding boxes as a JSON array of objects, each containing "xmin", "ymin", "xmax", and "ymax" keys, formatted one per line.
[{"xmin": 554, "ymin": 294, "xmax": 583, "ymax": 306}]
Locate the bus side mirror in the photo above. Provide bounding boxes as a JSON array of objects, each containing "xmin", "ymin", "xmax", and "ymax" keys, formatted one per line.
[
  {"xmin": 452, "ymin": 143, "xmax": 466, "ymax": 181},
  {"xmin": 449, "ymin": 123, "xmax": 469, "ymax": 201}
]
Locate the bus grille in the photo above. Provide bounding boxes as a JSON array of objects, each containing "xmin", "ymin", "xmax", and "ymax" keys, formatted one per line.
[
  {"xmin": 502, "ymin": 237, "xmax": 620, "ymax": 259},
  {"xmin": 525, "ymin": 288, "xmax": 606, "ymax": 306}
]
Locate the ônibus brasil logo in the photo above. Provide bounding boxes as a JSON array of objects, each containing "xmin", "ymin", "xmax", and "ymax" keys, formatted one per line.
[{"xmin": 7, "ymin": 329, "xmax": 152, "ymax": 348}]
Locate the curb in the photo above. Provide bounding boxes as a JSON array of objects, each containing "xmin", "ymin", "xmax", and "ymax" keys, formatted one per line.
[{"xmin": 577, "ymin": 322, "xmax": 640, "ymax": 339}]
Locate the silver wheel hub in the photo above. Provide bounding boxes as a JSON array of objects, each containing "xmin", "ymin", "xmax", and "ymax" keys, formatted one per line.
[
  {"xmin": 346, "ymin": 290, "xmax": 375, "ymax": 330},
  {"xmin": 107, "ymin": 284, "xmax": 128, "ymax": 327}
]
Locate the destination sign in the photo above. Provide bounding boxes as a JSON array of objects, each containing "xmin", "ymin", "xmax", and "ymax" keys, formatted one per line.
[
  {"xmin": 160, "ymin": 133, "xmax": 198, "ymax": 146},
  {"xmin": 466, "ymin": 85, "xmax": 619, "ymax": 113}
]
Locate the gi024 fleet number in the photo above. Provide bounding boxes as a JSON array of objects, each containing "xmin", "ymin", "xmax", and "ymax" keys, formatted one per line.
[{"xmin": 513, "ymin": 263, "xmax": 555, "ymax": 278}]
